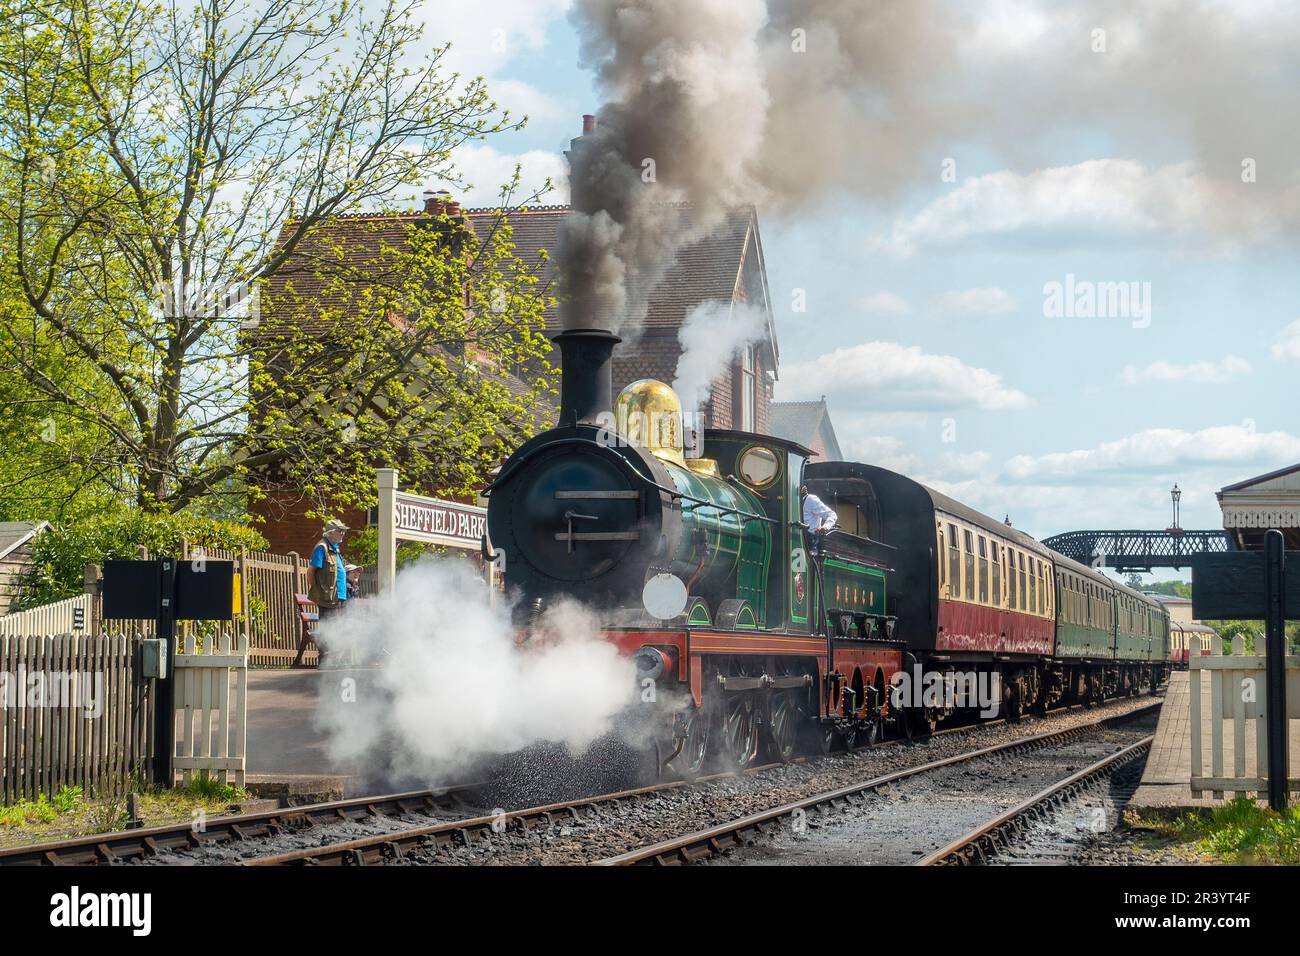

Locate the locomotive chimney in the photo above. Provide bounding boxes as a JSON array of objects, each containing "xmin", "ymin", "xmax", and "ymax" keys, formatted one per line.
[{"xmin": 553, "ymin": 328, "xmax": 621, "ymax": 426}]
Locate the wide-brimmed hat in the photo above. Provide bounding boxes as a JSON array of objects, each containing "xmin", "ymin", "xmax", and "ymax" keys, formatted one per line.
[{"xmin": 323, "ymin": 519, "xmax": 350, "ymax": 534}]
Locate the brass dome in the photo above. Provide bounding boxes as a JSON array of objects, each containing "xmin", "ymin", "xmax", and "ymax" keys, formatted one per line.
[{"xmin": 614, "ymin": 379, "xmax": 686, "ymax": 467}]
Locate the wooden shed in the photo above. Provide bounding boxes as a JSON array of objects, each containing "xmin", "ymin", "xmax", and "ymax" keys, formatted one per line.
[{"xmin": 0, "ymin": 521, "xmax": 49, "ymax": 617}]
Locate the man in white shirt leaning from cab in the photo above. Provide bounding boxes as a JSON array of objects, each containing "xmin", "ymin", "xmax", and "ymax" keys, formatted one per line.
[{"xmin": 800, "ymin": 484, "xmax": 837, "ymax": 557}]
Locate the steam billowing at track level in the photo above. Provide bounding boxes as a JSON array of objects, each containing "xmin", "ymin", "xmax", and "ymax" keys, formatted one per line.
[{"xmin": 314, "ymin": 560, "xmax": 637, "ymax": 787}]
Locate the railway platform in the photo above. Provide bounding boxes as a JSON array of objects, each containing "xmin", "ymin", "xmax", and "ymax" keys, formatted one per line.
[
  {"xmin": 1129, "ymin": 670, "xmax": 1300, "ymax": 815},
  {"xmin": 247, "ymin": 668, "xmax": 361, "ymax": 799}
]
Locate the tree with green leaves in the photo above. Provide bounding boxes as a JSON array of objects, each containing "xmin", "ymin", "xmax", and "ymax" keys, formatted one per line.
[{"xmin": 0, "ymin": 0, "xmax": 555, "ymax": 522}]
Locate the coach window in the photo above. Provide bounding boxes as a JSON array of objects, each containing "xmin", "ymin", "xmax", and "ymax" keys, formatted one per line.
[
  {"xmin": 978, "ymin": 536, "xmax": 989, "ymax": 604},
  {"xmin": 937, "ymin": 524, "xmax": 947, "ymax": 593},
  {"xmin": 963, "ymin": 529, "xmax": 976, "ymax": 601},
  {"xmin": 1008, "ymin": 554, "xmax": 1019, "ymax": 613},
  {"xmin": 948, "ymin": 523, "xmax": 960, "ymax": 599},
  {"xmin": 990, "ymin": 542, "xmax": 1002, "ymax": 607}
]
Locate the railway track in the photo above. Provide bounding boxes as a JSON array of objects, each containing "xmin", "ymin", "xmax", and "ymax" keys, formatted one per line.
[
  {"xmin": 0, "ymin": 694, "xmax": 1162, "ymax": 867},
  {"xmin": 596, "ymin": 703, "xmax": 1159, "ymax": 866},
  {"xmin": 918, "ymin": 736, "xmax": 1153, "ymax": 866},
  {"xmin": 249, "ymin": 699, "xmax": 1161, "ymax": 866},
  {"xmin": 0, "ymin": 783, "xmax": 492, "ymax": 866}
]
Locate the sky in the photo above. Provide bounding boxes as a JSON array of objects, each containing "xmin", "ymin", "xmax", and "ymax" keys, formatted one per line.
[{"xmin": 408, "ymin": 0, "xmax": 1300, "ymax": 577}]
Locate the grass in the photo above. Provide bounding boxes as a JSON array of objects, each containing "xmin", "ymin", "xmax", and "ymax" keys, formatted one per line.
[
  {"xmin": 0, "ymin": 776, "xmax": 251, "ymax": 848},
  {"xmin": 1131, "ymin": 797, "xmax": 1300, "ymax": 865},
  {"xmin": 0, "ymin": 786, "xmax": 83, "ymax": 827}
]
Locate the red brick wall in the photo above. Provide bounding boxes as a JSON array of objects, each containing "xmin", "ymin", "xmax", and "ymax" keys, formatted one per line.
[{"xmin": 249, "ymin": 493, "xmax": 368, "ymax": 560}]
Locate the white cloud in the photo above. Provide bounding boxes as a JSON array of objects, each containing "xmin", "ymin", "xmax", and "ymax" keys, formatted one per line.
[
  {"xmin": 1272, "ymin": 318, "xmax": 1300, "ymax": 361},
  {"xmin": 1004, "ymin": 423, "xmax": 1300, "ymax": 484},
  {"xmin": 860, "ymin": 292, "xmax": 911, "ymax": 316},
  {"xmin": 934, "ymin": 287, "xmax": 1016, "ymax": 316},
  {"xmin": 442, "ymin": 143, "xmax": 568, "ymax": 207},
  {"xmin": 421, "ymin": 0, "xmax": 572, "ymax": 77},
  {"xmin": 868, "ymin": 159, "xmax": 1279, "ymax": 257},
  {"xmin": 1121, "ymin": 356, "xmax": 1252, "ymax": 385},
  {"xmin": 837, "ymin": 434, "xmax": 921, "ymax": 474},
  {"xmin": 486, "ymin": 79, "xmax": 568, "ymax": 124},
  {"xmin": 781, "ymin": 341, "xmax": 1031, "ymax": 412}
]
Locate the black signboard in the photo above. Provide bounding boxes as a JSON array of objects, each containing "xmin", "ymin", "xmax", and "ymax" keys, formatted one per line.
[
  {"xmin": 1190, "ymin": 533, "xmax": 1292, "ymax": 809},
  {"xmin": 1190, "ymin": 551, "xmax": 1300, "ymax": 620},
  {"xmin": 102, "ymin": 560, "xmax": 162, "ymax": 620},
  {"xmin": 102, "ymin": 559, "xmax": 233, "ymax": 620},
  {"xmin": 174, "ymin": 561, "xmax": 235, "ymax": 620},
  {"xmin": 99, "ymin": 556, "xmax": 235, "ymax": 786}
]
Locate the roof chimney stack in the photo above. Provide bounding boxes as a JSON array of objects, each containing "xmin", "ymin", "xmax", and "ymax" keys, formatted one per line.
[{"xmin": 422, "ymin": 188, "xmax": 460, "ymax": 217}]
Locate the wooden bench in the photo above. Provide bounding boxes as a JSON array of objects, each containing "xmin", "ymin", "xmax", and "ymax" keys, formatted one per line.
[{"xmin": 293, "ymin": 593, "xmax": 319, "ymax": 667}]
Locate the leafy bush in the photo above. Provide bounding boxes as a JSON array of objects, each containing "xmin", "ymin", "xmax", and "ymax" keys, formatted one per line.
[{"xmin": 13, "ymin": 510, "xmax": 267, "ymax": 611}]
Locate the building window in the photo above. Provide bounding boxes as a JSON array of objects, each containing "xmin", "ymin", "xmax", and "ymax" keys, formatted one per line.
[{"xmin": 740, "ymin": 345, "xmax": 756, "ymax": 431}]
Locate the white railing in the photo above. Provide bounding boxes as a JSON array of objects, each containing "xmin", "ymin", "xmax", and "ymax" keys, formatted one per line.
[
  {"xmin": 172, "ymin": 630, "xmax": 248, "ymax": 787},
  {"xmin": 0, "ymin": 593, "xmax": 94, "ymax": 637},
  {"xmin": 1190, "ymin": 634, "xmax": 1300, "ymax": 799}
]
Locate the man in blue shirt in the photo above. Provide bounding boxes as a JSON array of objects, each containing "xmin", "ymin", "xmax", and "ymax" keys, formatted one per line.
[{"xmin": 306, "ymin": 520, "xmax": 349, "ymax": 664}]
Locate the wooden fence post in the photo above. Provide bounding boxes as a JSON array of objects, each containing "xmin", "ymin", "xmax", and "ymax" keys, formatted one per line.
[{"xmin": 83, "ymin": 564, "xmax": 102, "ymax": 636}]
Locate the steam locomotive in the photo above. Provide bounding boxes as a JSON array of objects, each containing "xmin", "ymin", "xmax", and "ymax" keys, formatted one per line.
[{"xmin": 485, "ymin": 329, "xmax": 1169, "ymax": 778}]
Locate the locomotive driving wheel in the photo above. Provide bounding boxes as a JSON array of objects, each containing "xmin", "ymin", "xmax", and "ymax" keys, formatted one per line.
[
  {"xmin": 766, "ymin": 659, "xmax": 803, "ymax": 763},
  {"xmin": 718, "ymin": 658, "xmax": 762, "ymax": 771},
  {"xmin": 674, "ymin": 704, "xmax": 710, "ymax": 782},
  {"xmin": 767, "ymin": 691, "xmax": 800, "ymax": 763}
]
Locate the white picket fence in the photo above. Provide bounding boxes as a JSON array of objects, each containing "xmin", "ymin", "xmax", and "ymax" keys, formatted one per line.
[
  {"xmin": 173, "ymin": 630, "xmax": 248, "ymax": 787},
  {"xmin": 0, "ymin": 593, "xmax": 94, "ymax": 637},
  {"xmin": 1190, "ymin": 635, "xmax": 1300, "ymax": 800}
]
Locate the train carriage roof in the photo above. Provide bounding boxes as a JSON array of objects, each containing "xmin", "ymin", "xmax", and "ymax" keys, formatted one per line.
[{"xmin": 808, "ymin": 460, "xmax": 1167, "ymax": 614}]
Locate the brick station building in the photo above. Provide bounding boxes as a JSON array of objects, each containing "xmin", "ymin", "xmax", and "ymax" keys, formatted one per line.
[{"xmin": 249, "ymin": 192, "xmax": 796, "ymax": 556}]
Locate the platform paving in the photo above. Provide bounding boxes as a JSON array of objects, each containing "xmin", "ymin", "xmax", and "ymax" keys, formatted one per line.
[
  {"xmin": 247, "ymin": 667, "xmax": 390, "ymax": 798},
  {"xmin": 1131, "ymin": 670, "xmax": 1300, "ymax": 815}
]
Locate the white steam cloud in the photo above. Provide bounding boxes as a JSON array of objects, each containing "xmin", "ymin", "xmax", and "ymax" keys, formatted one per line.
[
  {"xmin": 315, "ymin": 559, "xmax": 636, "ymax": 782},
  {"xmin": 671, "ymin": 300, "xmax": 767, "ymax": 411}
]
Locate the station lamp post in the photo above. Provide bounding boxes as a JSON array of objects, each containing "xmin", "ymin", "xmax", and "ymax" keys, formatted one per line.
[{"xmin": 1170, "ymin": 484, "xmax": 1182, "ymax": 533}]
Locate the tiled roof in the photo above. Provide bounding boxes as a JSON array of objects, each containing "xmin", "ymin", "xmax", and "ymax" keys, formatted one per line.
[
  {"xmin": 464, "ymin": 203, "xmax": 758, "ymax": 334},
  {"xmin": 769, "ymin": 400, "xmax": 842, "ymax": 460},
  {"xmin": 258, "ymin": 203, "xmax": 765, "ymax": 338}
]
